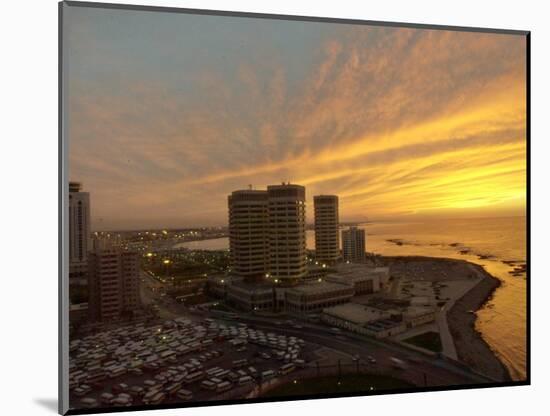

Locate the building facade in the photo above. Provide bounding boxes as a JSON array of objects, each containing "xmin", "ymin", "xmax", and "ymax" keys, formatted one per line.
[
  {"xmin": 226, "ymin": 281, "xmax": 274, "ymax": 311},
  {"xmin": 284, "ymin": 281, "xmax": 354, "ymax": 314},
  {"xmin": 326, "ymin": 263, "xmax": 384, "ymax": 295},
  {"xmin": 228, "ymin": 189, "xmax": 269, "ymax": 281},
  {"xmin": 88, "ymin": 249, "xmax": 141, "ymax": 322},
  {"xmin": 267, "ymin": 184, "xmax": 307, "ymax": 285},
  {"xmin": 313, "ymin": 195, "xmax": 340, "ymax": 264},
  {"xmin": 69, "ymin": 182, "xmax": 91, "ymax": 283},
  {"xmin": 342, "ymin": 226, "xmax": 366, "ymax": 262}
]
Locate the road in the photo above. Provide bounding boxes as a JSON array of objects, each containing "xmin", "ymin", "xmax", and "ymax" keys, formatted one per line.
[
  {"xmin": 215, "ymin": 315, "xmax": 495, "ymax": 389},
  {"xmin": 139, "ymin": 269, "xmax": 495, "ymax": 389}
]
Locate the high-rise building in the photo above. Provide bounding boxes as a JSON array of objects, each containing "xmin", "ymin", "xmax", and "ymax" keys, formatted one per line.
[
  {"xmin": 69, "ymin": 182, "xmax": 90, "ymax": 285},
  {"xmin": 69, "ymin": 182, "xmax": 90, "ymax": 266},
  {"xmin": 342, "ymin": 226, "xmax": 366, "ymax": 262},
  {"xmin": 267, "ymin": 183, "xmax": 307, "ymax": 285},
  {"xmin": 88, "ymin": 249, "xmax": 140, "ymax": 322},
  {"xmin": 314, "ymin": 195, "xmax": 340, "ymax": 264},
  {"xmin": 228, "ymin": 189, "xmax": 269, "ymax": 281}
]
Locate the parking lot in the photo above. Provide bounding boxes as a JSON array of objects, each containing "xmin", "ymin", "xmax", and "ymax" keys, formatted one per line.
[{"xmin": 68, "ymin": 317, "xmax": 318, "ymax": 410}]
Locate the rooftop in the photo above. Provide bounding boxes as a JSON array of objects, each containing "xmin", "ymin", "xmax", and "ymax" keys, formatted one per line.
[
  {"xmin": 365, "ymin": 318, "xmax": 403, "ymax": 332},
  {"xmin": 229, "ymin": 279, "xmax": 274, "ymax": 293},
  {"xmin": 404, "ymin": 306, "xmax": 435, "ymax": 317},
  {"xmin": 69, "ymin": 181, "xmax": 82, "ymax": 192},
  {"xmin": 326, "ymin": 262, "xmax": 387, "ymax": 282},
  {"xmin": 287, "ymin": 280, "xmax": 350, "ymax": 295},
  {"xmin": 335, "ymin": 263, "xmax": 388, "ymax": 276},
  {"xmin": 322, "ymin": 303, "xmax": 390, "ymax": 324}
]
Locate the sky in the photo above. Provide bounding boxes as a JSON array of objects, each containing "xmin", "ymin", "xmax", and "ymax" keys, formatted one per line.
[{"xmin": 65, "ymin": 6, "xmax": 527, "ymax": 231}]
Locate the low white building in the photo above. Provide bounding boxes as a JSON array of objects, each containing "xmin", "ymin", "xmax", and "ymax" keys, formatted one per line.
[
  {"xmin": 363, "ymin": 319, "xmax": 407, "ymax": 338},
  {"xmin": 321, "ymin": 303, "xmax": 391, "ymax": 332},
  {"xmin": 402, "ymin": 306, "xmax": 436, "ymax": 328},
  {"xmin": 211, "ymin": 262, "xmax": 388, "ymax": 314},
  {"xmin": 321, "ymin": 302, "xmax": 436, "ymax": 338},
  {"xmin": 284, "ymin": 281, "xmax": 354, "ymax": 313},
  {"xmin": 326, "ymin": 263, "xmax": 385, "ymax": 295}
]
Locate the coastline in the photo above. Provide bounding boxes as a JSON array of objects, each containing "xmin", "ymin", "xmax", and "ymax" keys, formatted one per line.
[
  {"xmin": 446, "ymin": 263, "xmax": 512, "ymax": 382},
  {"xmin": 379, "ymin": 255, "xmax": 511, "ymax": 382}
]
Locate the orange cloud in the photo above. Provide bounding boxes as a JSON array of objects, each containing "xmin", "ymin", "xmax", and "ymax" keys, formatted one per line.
[{"xmin": 67, "ymin": 21, "xmax": 527, "ymax": 229}]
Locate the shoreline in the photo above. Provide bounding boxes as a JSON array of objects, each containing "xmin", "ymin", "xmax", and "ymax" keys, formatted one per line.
[
  {"xmin": 379, "ymin": 255, "xmax": 511, "ymax": 382},
  {"xmin": 446, "ymin": 263, "xmax": 512, "ymax": 382}
]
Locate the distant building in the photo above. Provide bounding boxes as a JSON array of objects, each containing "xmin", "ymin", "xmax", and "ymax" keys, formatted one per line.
[
  {"xmin": 69, "ymin": 182, "xmax": 90, "ymax": 283},
  {"xmin": 313, "ymin": 195, "xmax": 340, "ymax": 264},
  {"xmin": 88, "ymin": 249, "xmax": 141, "ymax": 322},
  {"xmin": 267, "ymin": 183, "xmax": 307, "ymax": 285},
  {"xmin": 228, "ymin": 190, "xmax": 269, "ymax": 281},
  {"xmin": 342, "ymin": 226, "xmax": 366, "ymax": 262}
]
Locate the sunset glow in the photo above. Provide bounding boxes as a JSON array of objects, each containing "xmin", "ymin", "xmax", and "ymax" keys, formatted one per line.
[{"xmin": 66, "ymin": 8, "xmax": 527, "ymax": 229}]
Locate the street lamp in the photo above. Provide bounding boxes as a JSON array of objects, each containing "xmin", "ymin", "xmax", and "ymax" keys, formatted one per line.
[{"xmin": 163, "ymin": 259, "xmax": 171, "ymax": 280}]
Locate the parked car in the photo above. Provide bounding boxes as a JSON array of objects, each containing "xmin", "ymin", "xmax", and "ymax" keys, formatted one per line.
[
  {"xmin": 100, "ymin": 392, "xmax": 115, "ymax": 405},
  {"xmin": 128, "ymin": 386, "xmax": 145, "ymax": 398},
  {"xmin": 73, "ymin": 385, "xmax": 92, "ymax": 397},
  {"xmin": 112, "ymin": 383, "xmax": 129, "ymax": 394},
  {"xmin": 176, "ymin": 389, "xmax": 193, "ymax": 401},
  {"xmin": 80, "ymin": 398, "xmax": 98, "ymax": 409}
]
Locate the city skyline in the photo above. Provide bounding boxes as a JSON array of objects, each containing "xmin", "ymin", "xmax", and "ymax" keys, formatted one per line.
[
  {"xmin": 67, "ymin": 8, "xmax": 526, "ymax": 231},
  {"xmin": 62, "ymin": 5, "xmax": 528, "ymax": 412}
]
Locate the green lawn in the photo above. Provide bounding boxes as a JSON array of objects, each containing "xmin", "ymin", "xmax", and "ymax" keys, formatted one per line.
[
  {"xmin": 263, "ymin": 374, "xmax": 413, "ymax": 398},
  {"xmin": 403, "ymin": 331, "xmax": 443, "ymax": 353}
]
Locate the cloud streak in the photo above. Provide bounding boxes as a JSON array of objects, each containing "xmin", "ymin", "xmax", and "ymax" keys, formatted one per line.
[{"xmin": 66, "ymin": 8, "xmax": 527, "ymax": 230}]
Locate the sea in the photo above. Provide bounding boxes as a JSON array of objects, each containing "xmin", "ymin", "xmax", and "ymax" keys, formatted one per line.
[{"xmin": 173, "ymin": 216, "xmax": 527, "ymax": 381}]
